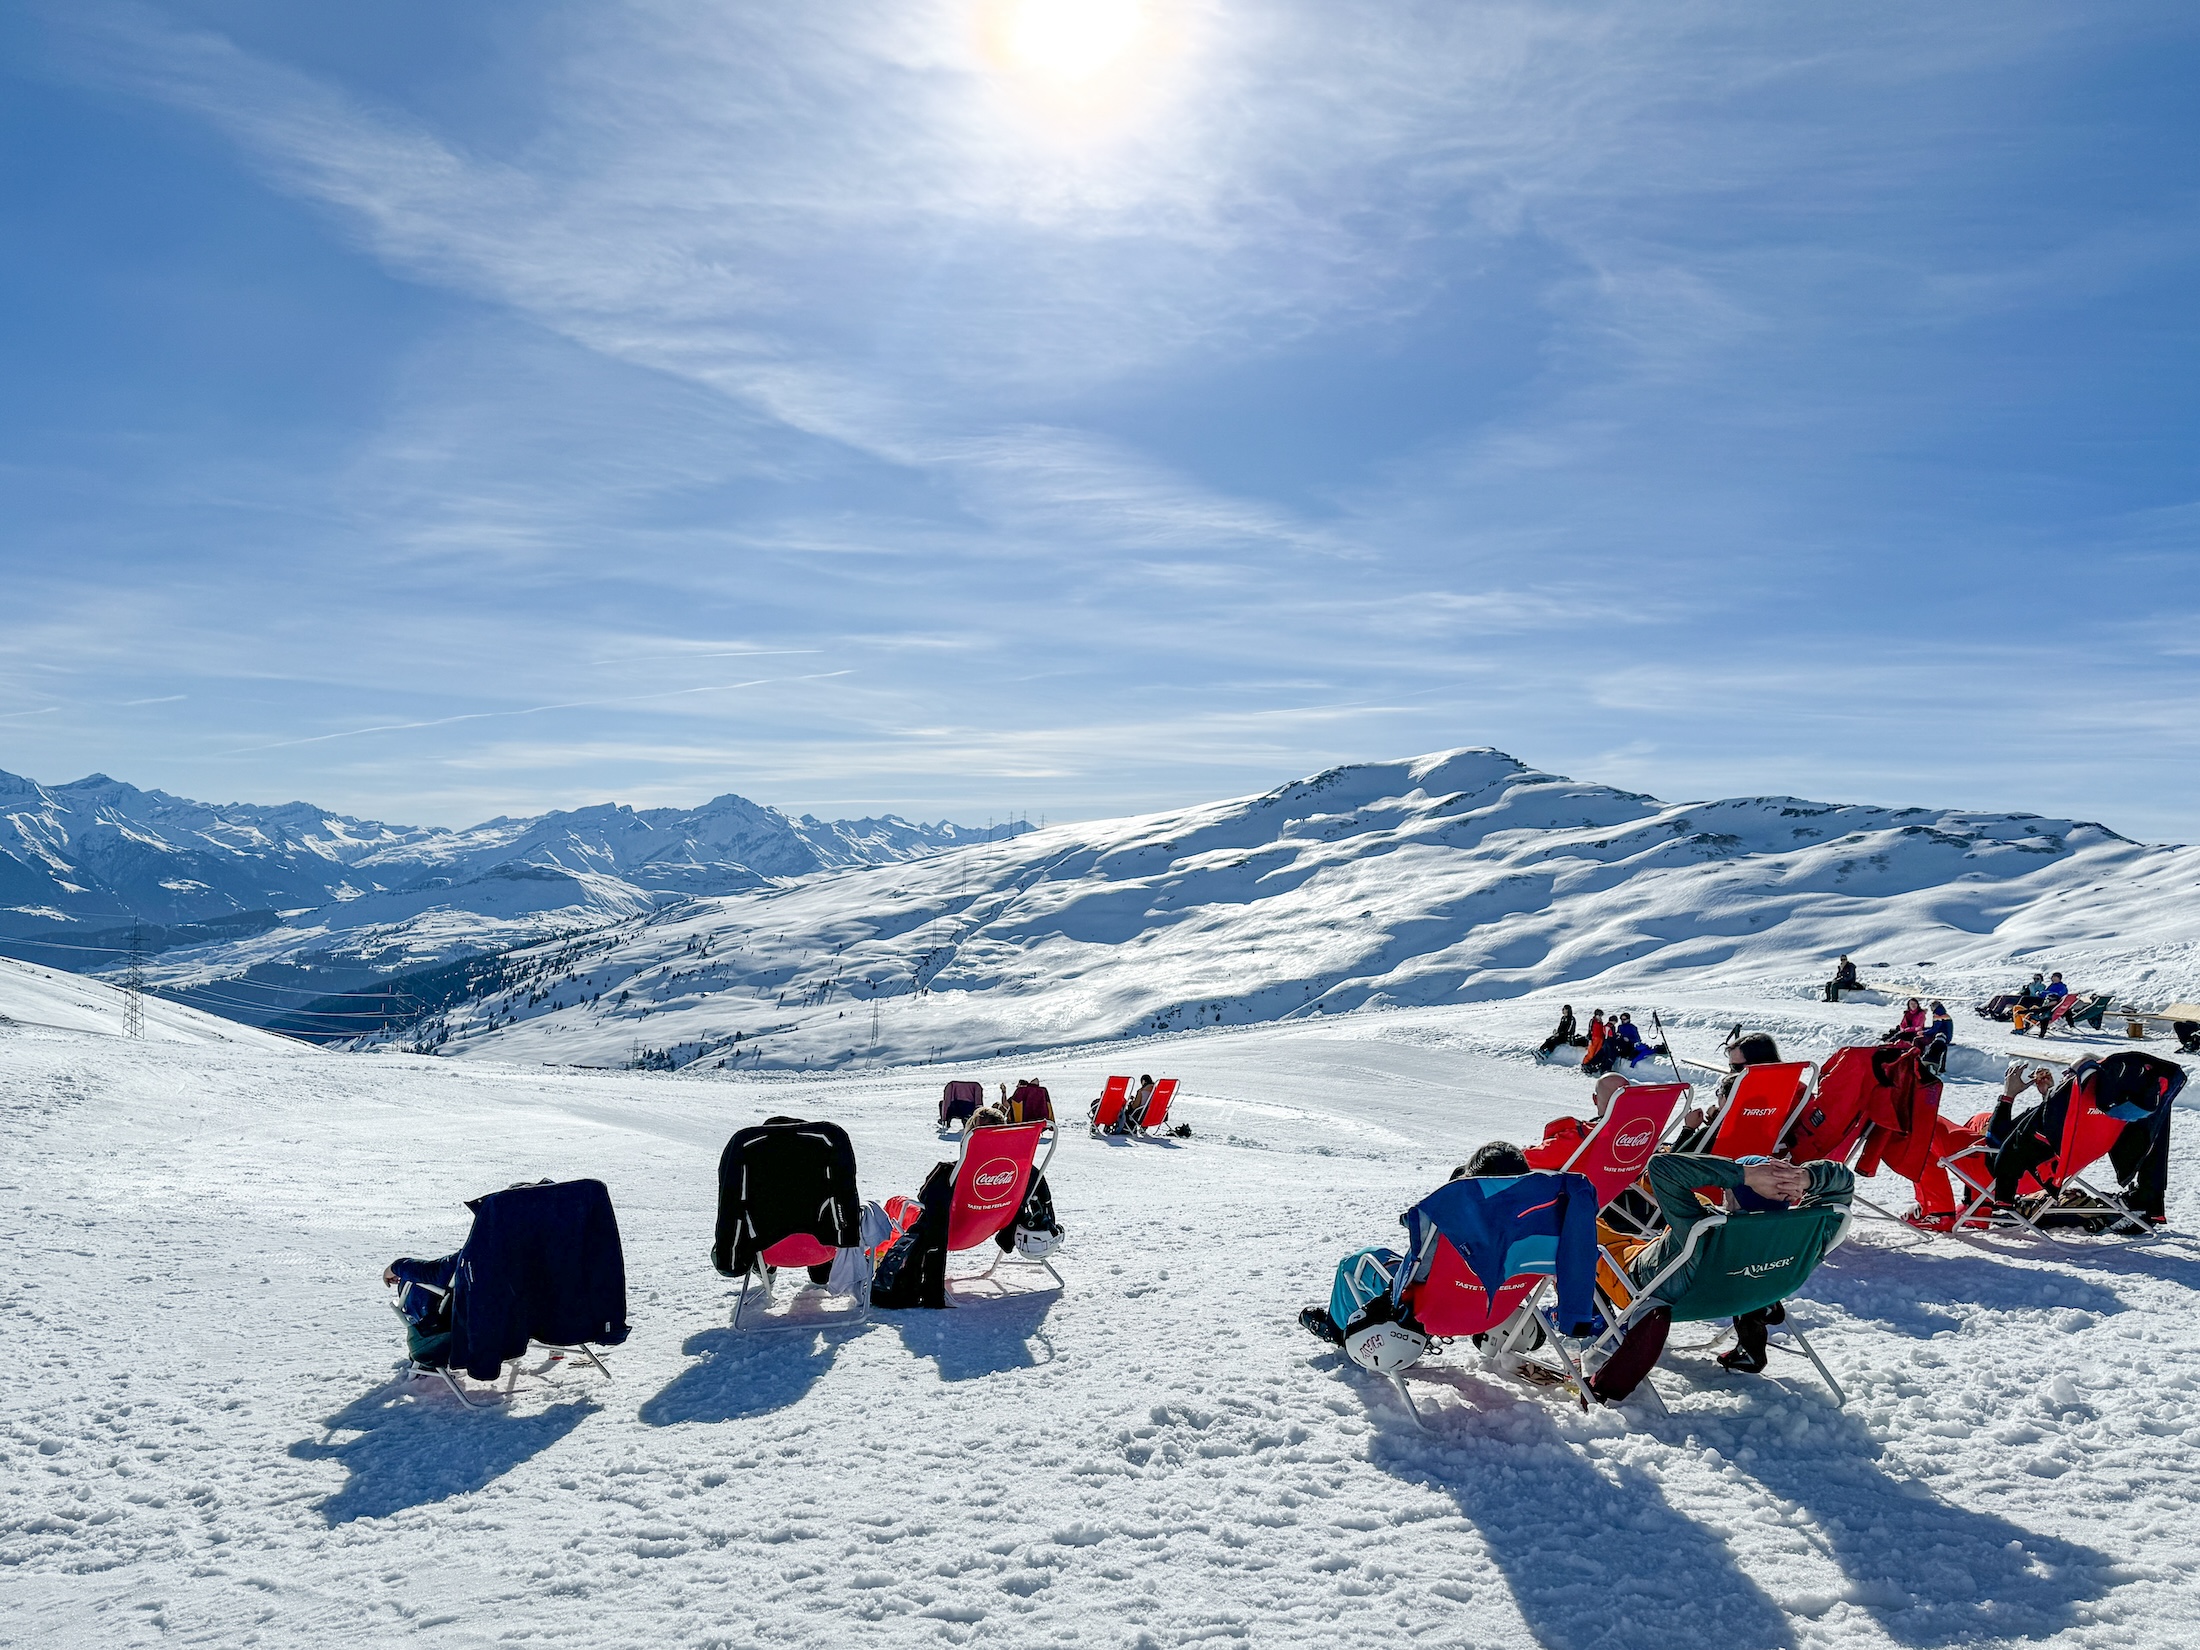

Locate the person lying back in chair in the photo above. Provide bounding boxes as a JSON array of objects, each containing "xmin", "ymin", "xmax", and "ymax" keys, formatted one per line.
[
  {"xmin": 1113, "ymin": 1075, "xmax": 1155, "ymax": 1134},
  {"xmin": 1295, "ymin": 1141, "xmax": 1532, "ymax": 1349},
  {"xmin": 1524, "ymin": 1074, "xmax": 1630, "ymax": 1169},
  {"xmin": 1604, "ymin": 1151, "xmax": 1855, "ymax": 1374}
]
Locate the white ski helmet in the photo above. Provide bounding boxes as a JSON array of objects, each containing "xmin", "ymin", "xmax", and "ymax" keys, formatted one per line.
[
  {"xmin": 1345, "ymin": 1319, "xmax": 1428, "ymax": 1375},
  {"xmin": 1014, "ymin": 1225, "xmax": 1061, "ymax": 1261}
]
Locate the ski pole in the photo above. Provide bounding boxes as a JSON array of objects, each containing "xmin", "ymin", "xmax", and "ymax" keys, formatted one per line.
[{"xmin": 1652, "ymin": 1009, "xmax": 1686, "ymax": 1089}]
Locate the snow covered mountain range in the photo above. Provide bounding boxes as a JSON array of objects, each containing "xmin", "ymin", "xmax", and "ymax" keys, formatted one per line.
[
  {"xmin": 371, "ymin": 747, "xmax": 2200, "ymax": 1070},
  {"xmin": 0, "ymin": 767, "xmax": 1016, "ymax": 1021}
]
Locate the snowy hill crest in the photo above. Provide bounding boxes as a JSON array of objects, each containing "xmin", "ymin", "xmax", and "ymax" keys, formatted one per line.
[{"xmin": 380, "ymin": 747, "xmax": 2198, "ymax": 1071}]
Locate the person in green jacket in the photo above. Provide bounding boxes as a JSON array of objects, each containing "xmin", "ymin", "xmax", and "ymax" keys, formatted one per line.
[{"xmin": 1617, "ymin": 1151, "xmax": 1856, "ymax": 1374}]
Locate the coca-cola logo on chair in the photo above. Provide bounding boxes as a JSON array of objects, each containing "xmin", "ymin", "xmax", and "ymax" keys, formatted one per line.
[
  {"xmin": 972, "ymin": 1159, "xmax": 1018, "ymax": 1201},
  {"xmin": 1612, "ymin": 1123, "xmax": 1655, "ymax": 1166}
]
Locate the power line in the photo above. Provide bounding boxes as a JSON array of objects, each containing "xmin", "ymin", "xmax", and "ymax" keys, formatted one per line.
[{"xmin": 170, "ymin": 991, "xmax": 410, "ymax": 1019}]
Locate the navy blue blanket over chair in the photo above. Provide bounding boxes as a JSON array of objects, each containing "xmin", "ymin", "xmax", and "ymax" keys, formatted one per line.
[{"xmin": 394, "ymin": 1178, "xmax": 630, "ymax": 1405}]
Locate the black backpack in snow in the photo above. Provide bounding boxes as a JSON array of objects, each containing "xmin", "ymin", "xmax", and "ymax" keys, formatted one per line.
[{"xmin": 872, "ymin": 1161, "xmax": 954, "ymax": 1310}]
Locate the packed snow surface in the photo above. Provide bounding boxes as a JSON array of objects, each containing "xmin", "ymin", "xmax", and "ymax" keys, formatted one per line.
[
  {"xmin": 407, "ymin": 748, "xmax": 2200, "ymax": 1071},
  {"xmin": 5, "ymin": 986, "xmax": 2197, "ymax": 1647}
]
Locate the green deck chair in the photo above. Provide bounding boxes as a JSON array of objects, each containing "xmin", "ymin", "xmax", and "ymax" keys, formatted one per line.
[{"xmin": 1528, "ymin": 1203, "xmax": 1852, "ymax": 1405}]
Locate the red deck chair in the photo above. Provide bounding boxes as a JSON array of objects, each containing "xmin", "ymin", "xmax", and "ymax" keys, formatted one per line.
[
  {"xmin": 945, "ymin": 1120, "xmax": 1062, "ymax": 1291},
  {"xmin": 2033, "ymin": 993, "xmax": 2087, "ymax": 1038},
  {"xmin": 739, "ymin": 1233, "xmax": 864, "ymax": 1331},
  {"xmin": 1403, "ymin": 1240, "xmax": 1542, "ymax": 1340},
  {"xmin": 1703, "ymin": 1062, "xmax": 1816, "ymax": 1158},
  {"xmin": 1942, "ymin": 1067, "xmax": 2151, "ymax": 1243},
  {"xmin": 1783, "ymin": 1045, "xmax": 1942, "ymax": 1223},
  {"xmin": 1784, "ymin": 1047, "xmax": 1878, "ymax": 1167},
  {"xmin": 1135, "ymin": 1078, "xmax": 1180, "ymax": 1135},
  {"xmin": 1557, "ymin": 1081, "xmax": 1685, "ymax": 1223},
  {"xmin": 1089, "ymin": 1075, "xmax": 1132, "ymax": 1133},
  {"xmin": 1367, "ymin": 1236, "xmax": 1549, "ymax": 1421}
]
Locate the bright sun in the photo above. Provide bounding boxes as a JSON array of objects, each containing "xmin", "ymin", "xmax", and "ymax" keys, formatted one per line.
[{"xmin": 982, "ymin": 0, "xmax": 1155, "ymax": 89}]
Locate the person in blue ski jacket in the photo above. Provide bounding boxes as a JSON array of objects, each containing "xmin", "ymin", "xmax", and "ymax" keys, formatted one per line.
[
  {"xmin": 1610, "ymin": 1013, "xmax": 1658, "ymax": 1066},
  {"xmin": 1298, "ymin": 1143, "xmax": 1531, "ymax": 1346},
  {"xmin": 1296, "ymin": 1144, "xmax": 1601, "ymax": 1348}
]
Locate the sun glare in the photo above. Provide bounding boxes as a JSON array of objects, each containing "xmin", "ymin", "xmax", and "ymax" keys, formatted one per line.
[
  {"xmin": 977, "ymin": 0, "xmax": 1175, "ymax": 119},
  {"xmin": 998, "ymin": 0, "xmax": 1149, "ymax": 84}
]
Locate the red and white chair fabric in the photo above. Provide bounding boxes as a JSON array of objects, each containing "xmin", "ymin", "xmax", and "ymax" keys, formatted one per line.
[{"xmin": 947, "ymin": 1119, "xmax": 1062, "ymax": 1293}]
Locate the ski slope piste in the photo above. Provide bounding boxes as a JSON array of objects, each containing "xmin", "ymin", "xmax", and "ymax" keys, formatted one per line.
[
  {"xmin": 348, "ymin": 747, "xmax": 2200, "ymax": 1073},
  {"xmin": 7, "ymin": 925, "xmax": 2200, "ymax": 1650}
]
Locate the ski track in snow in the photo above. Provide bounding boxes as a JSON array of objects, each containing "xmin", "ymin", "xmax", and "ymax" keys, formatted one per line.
[{"xmin": 3, "ymin": 990, "xmax": 2197, "ymax": 1648}]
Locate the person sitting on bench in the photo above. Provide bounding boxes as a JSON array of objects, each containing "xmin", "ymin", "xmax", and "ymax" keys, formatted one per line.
[
  {"xmin": 1823, "ymin": 955, "xmax": 1861, "ymax": 1003},
  {"xmin": 1610, "ymin": 1013, "xmax": 1659, "ymax": 1066},
  {"xmin": 1538, "ymin": 1005, "xmax": 1580, "ymax": 1057}
]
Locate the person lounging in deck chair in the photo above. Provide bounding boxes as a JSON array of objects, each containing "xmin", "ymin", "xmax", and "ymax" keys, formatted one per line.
[
  {"xmin": 1525, "ymin": 1074, "xmax": 1628, "ymax": 1169},
  {"xmin": 1962, "ymin": 1053, "xmax": 2186, "ymax": 1230},
  {"xmin": 1295, "ymin": 1142, "xmax": 1549, "ymax": 1353},
  {"xmin": 1905, "ymin": 1062, "xmax": 2053, "ymax": 1230},
  {"xmin": 1603, "ymin": 1152, "xmax": 1854, "ymax": 1374}
]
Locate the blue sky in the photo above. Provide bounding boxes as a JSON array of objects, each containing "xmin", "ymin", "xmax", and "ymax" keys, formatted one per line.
[{"xmin": 2, "ymin": 2, "xmax": 2196, "ymax": 838}]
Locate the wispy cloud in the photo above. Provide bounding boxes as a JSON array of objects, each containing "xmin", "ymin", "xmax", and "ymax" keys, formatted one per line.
[
  {"xmin": 212, "ymin": 672, "xmax": 855, "ymax": 755},
  {"xmin": 9, "ymin": 1, "xmax": 2195, "ymax": 840}
]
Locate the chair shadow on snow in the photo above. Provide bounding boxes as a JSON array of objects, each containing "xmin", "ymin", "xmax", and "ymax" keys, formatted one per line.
[
  {"xmin": 1644, "ymin": 1366, "xmax": 2120, "ymax": 1648},
  {"xmin": 1354, "ymin": 1359, "xmax": 1797, "ymax": 1650},
  {"xmin": 640, "ymin": 1321, "xmax": 871, "ymax": 1426},
  {"xmin": 892, "ymin": 1288, "xmax": 1058, "ymax": 1381},
  {"xmin": 1357, "ymin": 1349, "xmax": 2121, "ymax": 1650},
  {"xmin": 290, "ymin": 1374, "xmax": 593, "ymax": 1526},
  {"xmin": 1803, "ymin": 1244, "xmax": 2126, "ymax": 1336}
]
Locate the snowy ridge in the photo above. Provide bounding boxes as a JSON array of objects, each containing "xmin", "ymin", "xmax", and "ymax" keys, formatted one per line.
[{"xmin": 401, "ymin": 747, "xmax": 2200, "ymax": 1071}]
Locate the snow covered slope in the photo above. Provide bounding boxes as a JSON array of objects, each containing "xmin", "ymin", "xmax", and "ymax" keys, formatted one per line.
[
  {"xmin": 4, "ymin": 992, "xmax": 2196, "ymax": 1647},
  {"xmin": 405, "ymin": 748, "xmax": 2200, "ymax": 1071},
  {"xmin": 0, "ymin": 953, "xmax": 312, "ymax": 1051}
]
